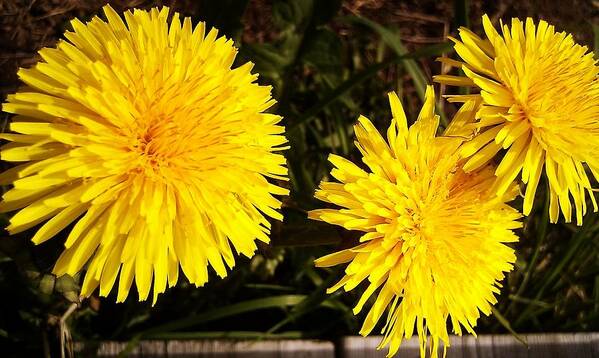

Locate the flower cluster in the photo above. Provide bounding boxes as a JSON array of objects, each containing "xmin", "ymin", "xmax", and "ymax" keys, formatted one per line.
[
  {"xmin": 312, "ymin": 15, "xmax": 599, "ymax": 358},
  {"xmin": 1, "ymin": 6, "xmax": 597, "ymax": 358}
]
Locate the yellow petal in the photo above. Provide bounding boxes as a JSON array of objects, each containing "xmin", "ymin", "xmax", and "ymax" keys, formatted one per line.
[{"xmin": 31, "ymin": 203, "xmax": 89, "ymax": 244}]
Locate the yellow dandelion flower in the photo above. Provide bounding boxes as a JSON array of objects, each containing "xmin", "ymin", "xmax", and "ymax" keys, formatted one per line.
[
  {"xmin": 309, "ymin": 87, "xmax": 521, "ymax": 357},
  {"xmin": 0, "ymin": 5, "xmax": 288, "ymax": 303},
  {"xmin": 434, "ymin": 15, "xmax": 599, "ymax": 224}
]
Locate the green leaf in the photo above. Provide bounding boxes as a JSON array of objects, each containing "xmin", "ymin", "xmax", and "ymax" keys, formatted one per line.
[
  {"xmin": 266, "ymin": 268, "xmax": 348, "ymax": 334},
  {"xmin": 507, "ymin": 295, "xmax": 552, "ymax": 309},
  {"xmin": 244, "ymin": 283, "xmax": 295, "ymax": 292},
  {"xmin": 515, "ymin": 211, "xmax": 598, "ymax": 327},
  {"xmin": 120, "ymin": 295, "xmax": 310, "ymax": 355},
  {"xmin": 140, "ymin": 295, "xmax": 307, "ymax": 335},
  {"xmin": 288, "ymin": 42, "xmax": 452, "ymax": 131},
  {"xmin": 538, "ymin": 229, "xmax": 590, "ymax": 295},
  {"xmin": 344, "ymin": 16, "xmax": 427, "ymax": 99},
  {"xmin": 342, "ymin": 15, "xmax": 449, "ymax": 125}
]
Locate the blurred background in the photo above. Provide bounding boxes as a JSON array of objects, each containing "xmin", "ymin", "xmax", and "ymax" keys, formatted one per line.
[{"xmin": 0, "ymin": 0, "xmax": 598, "ymax": 356}]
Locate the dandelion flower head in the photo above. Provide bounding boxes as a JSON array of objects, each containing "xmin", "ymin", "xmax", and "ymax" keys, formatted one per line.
[
  {"xmin": 434, "ymin": 15, "xmax": 599, "ymax": 224},
  {"xmin": 0, "ymin": 5, "xmax": 288, "ymax": 303},
  {"xmin": 310, "ymin": 87, "xmax": 521, "ymax": 357}
]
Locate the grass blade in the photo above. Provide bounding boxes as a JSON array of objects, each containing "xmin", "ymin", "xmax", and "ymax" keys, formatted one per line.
[
  {"xmin": 515, "ymin": 217, "xmax": 597, "ymax": 327},
  {"xmin": 506, "ymin": 191, "xmax": 550, "ymax": 315},
  {"xmin": 344, "ymin": 15, "xmax": 428, "ymax": 100},
  {"xmin": 288, "ymin": 42, "xmax": 451, "ymax": 131},
  {"xmin": 491, "ymin": 307, "xmax": 527, "ymax": 347},
  {"xmin": 453, "ymin": 0, "xmax": 469, "ymax": 29},
  {"xmin": 142, "ymin": 295, "xmax": 307, "ymax": 335},
  {"xmin": 266, "ymin": 269, "xmax": 348, "ymax": 334},
  {"xmin": 120, "ymin": 295, "xmax": 308, "ymax": 355},
  {"xmin": 343, "ymin": 15, "xmax": 449, "ymax": 125}
]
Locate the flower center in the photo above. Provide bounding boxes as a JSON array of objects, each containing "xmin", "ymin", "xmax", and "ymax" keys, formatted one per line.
[{"xmin": 127, "ymin": 111, "xmax": 190, "ymax": 180}]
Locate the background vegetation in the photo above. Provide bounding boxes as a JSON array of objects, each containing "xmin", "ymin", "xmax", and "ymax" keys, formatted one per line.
[{"xmin": 1, "ymin": 0, "xmax": 598, "ymax": 356}]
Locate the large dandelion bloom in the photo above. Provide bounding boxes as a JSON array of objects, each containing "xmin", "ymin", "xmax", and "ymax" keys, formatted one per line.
[
  {"xmin": 434, "ymin": 15, "xmax": 599, "ymax": 224},
  {"xmin": 0, "ymin": 6, "xmax": 288, "ymax": 303},
  {"xmin": 310, "ymin": 87, "xmax": 521, "ymax": 357}
]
